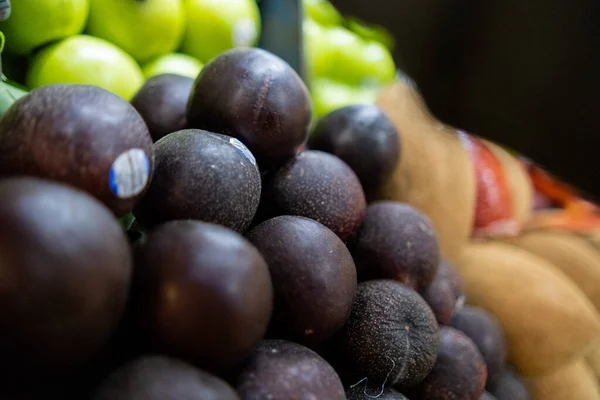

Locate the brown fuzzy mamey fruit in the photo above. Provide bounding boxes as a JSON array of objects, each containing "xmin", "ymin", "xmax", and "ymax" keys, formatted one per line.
[
  {"xmin": 92, "ymin": 355, "xmax": 240, "ymax": 400},
  {"xmin": 187, "ymin": 48, "xmax": 311, "ymax": 169},
  {"xmin": 487, "ymin": 367, "xmax": 529, "ymax": 400},
  {"xmin": 526, "ymin": 359, "xmax": 600, "ymax": 400},
  {"xmin": 586, "ymin": 341, "xmax": 600, "ymax": 380},
  {"xmin": 457, "ymin": 241, "xmax": 600, "ymax": 376},
  {"xmin": 268, "ymin": 150, "xmax": 366, "ymax": 241},
  {"xmin": 0, "ymin": 178, "xmax": 133, "ymax": 377},
  {"xmin": 411, "ymin": 327, "xmax": 487, "ymax": 400},
  {"xmin": 236, "ymin": 340, "xmax": 346, "ymax": 400},
  {"xmin": 450, "ymin": 306, "xmax": 507, "ymax": 386},
  {"xmin": 420, "ymin": 260, "xmax": 465, "ymax": 325},
  {"xmin": 132, "ymin": 220, "xmax": 273, "ymax": 373},
  {"xmin": 131, "ymin": 74, "xmax": 194, "ymax": 142},
  {"xmin": 0, "ymin": 84, "xmax": 154, "ymax": 216},
  {"xmin": 376, "ymin": 81, "xmax": 476, "ymax": 264},
  {"xmin": 351, "ymin": 201, "xmax": 440, "ymax": 291},
  {"xmin": 509, "ymin": 229, "xmax": 600, "ymax": 311},
  {"xmin": 338, "ymin": 280, "xmax": 439, "ymax": 388},
  {"xmin": 246, "ymin": 216, "xmax": 357, "ymax": 346},
  {"xmin": 133, "ymin": 129, "xmax": 261, "ymax": 232},
  {"xmin": 308, "ymin": 104, "xmax": 400, "ymax": 197}
]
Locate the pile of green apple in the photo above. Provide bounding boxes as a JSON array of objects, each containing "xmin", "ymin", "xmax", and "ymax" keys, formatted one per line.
[{"xmin": 0, "ymin": 0, "xmax": 396, "ymax": 118}]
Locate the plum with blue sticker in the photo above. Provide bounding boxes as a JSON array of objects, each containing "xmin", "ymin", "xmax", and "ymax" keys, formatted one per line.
[
  {"xmin": 229, "ymin": 138, "xmax": 257, "ymax": 166},
  {"xmin": 109, "ymin": 148, "xmax": 151, "ymax": 199}
]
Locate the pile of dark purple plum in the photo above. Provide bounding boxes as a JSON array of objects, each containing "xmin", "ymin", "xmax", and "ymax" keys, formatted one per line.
[{"xmin": 0, "ymin": 47, "xmax": 528, "ymax": 400}]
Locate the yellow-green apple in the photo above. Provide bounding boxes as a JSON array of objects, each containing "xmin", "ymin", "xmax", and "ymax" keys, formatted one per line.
[{"xmin": 142, "ymin": 53, "xmax": 204, "ymax": 79}]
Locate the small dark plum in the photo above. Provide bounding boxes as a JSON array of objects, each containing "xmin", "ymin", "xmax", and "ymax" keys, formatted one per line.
[
  {"xmin": 487, "ymin": 367, "xmax": 530, "ymax": 400},
  {"xmin": 411, "ymin": 327, "xmax": 487, "ymax": 400},
  {"xmin": 246, "ymin": 216, "xmax": 357, "ymax": 346},
  {"xmin": 339, "ymin": 280, "xmax": 439, "ymax": 388},
  {"xmin": 451, "ymin": 306, "xmax": 507, "ymax": 386},
  {"xmin": 309, "ymin": 104, "xmax": 400, "ymax": 196},
  {"xmin": 132, "ymin": 220, "xmax": 273, "ymax": 373},
  {"xmin": 0, "ymin": 84, "xmax": 154, "ymax": 216},
  {"xmin": 346, "ymin": 383, "xmax": 408, "ymax": 400},
  {"xmin": 351, "ymin": 201, "xmax": 440, "ymax": 290},
  {"xmin": 481, "ymin": 392, "xmax": 498, "ymax": 400},
  {"xmin": 131, "ymin": 74, "xmax": 194, "ymax": 141},
  {"xmin": 268, "ymin": 150, "xmax": 366, "ymax": 241},
  {"xmin": 236, "ymin": 340, "xmax": 346, "ymax": 400},
  {"xmin": 133, "ymin": 129, "xmax": 261, "ymax": 232},
  {"xmin": 187, "ymin": 48, "xmax": 311, "ymax": 168},
  {"xmin": 92, "ymin": 355, "xmax": 240, "ymax": 400},
  {"xmin": 0, "ymin": 178, "xmax": 133, "ymax": 377},
  {"xmin": 421, "ymin": 260, "xmax": 465, "ymax": 325}
]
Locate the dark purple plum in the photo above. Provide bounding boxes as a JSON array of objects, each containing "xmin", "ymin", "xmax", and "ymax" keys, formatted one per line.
[
  {"xmin": 187, "ymin": 48, "xmax": 311, "ymax": 168},
  {"xmin": 236, "ymin": 340, "xmax": 345, "ymax": 400},
  {"xmin": 487, "ymin": 366, "xmax": 529, "ymax": 400},
  {"xmin": 132, "ymin": 220, "xmax": 273, "ymax": 373},
  {"xmin": 351, "ymin": 201, "xmax": 440, "ymax": 290},
  {"xmin": 421, "ymin": 260, "xmax": 465, "ymax": 325},
  {"xmin": 133, "ymin": 129, "xmax": 261, "ymax": 232},
  {"xmin": 246, "ymin": 216, "xmax": 357, "ymax": 346},
  {"xmin": 131, "ymin": 74, "xmax": 194, "ymax": 141},
  {"xmin": 268, "ymin": 150, "xmax": 366, "ymax": 241},
  {"xmin": 308, "ymin": 104, "xmax": 400, "ymax": 196},
  {"xmin": 346, "ymin": 383, "xmax": 408, "ymax": 399}
]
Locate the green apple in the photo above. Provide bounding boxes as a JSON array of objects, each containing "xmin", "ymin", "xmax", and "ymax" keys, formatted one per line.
[
  {"xmin": 142, "ymin": 53, "xmax": 204, "ymax": 79},
  {"xmin": 353, "ymin": 41, "xmax": 397, "ymax": 87},
  {"xmin": 303, "ymin": 19, "xmax": 331, "ymax": 85},
  {"xmin": 180, "ymin": 0, "xmax": 261, "ymax": 63},
  {"xmin": 26, "ymin": 35, "xmax": 144, "ymax": 101},
  {"xmin": 87, "ymin": 0, "xmax": 184, "ymax": 63},
  {"xmin": 303, "ymin": 0, "xmax": 342, "ymax": 27},
  {"xmin": 310, "ymin": 78, "xmax": 379, "ymax": 119},
  {"xmin": 0, "ymin": 0, "xmax": 89, "ymax": 55}
]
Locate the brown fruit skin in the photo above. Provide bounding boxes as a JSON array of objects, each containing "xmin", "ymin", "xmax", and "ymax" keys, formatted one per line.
[
  {"xmin": 246, "ymin": 216, "xmax": 357, "ymax": 347},
  {"xmin": 92, "ymin": 355, "xmax": 240, "ymax": 400},
  {"xmin": 131, "ymin": 74, "xmax": 194, "ymax": 142},
  {"xmin": 339, "ymin": 280, "xmax": 440, "ymax": 388},
  {"xmin": 132, "ymin": 220, "xmax": 273, "ymax": 373},
  {"xmin": 269, "ymin": 150, "xmax": 367, "ymax": 241},
  {"xmin": 187, "ymin": 48, "xmax": 311, "ymax": 169},
  {"xmin": 0, "ymin": 84, "xmax": 154, "ymax": 217},
  {"xmin": 236, "ymin": 340, "xmax": 346, "ymax": 400},
  {"xmin": 351, "ymin": 201, "xmax": 440, "ymax": 291},
  {"xmin": 487, "ymin": 367, "xmax": 529, "ymax": 400},
  {"xmin": 421, "ymin": 260, "xmax": 465, "ymax": 325},
  {"xmin": 450, "ymin": 306, "xmax": 507, "ymax": 387},
  {"xmin": 0, "ymin": 178, "xmax": 133, "ymax": 376},
  {"xmin": 412, "ymin": 327, "xmax": 487, "ymax": 400},
  {"xmin": 346, "ymin": 384, "xmax": 408, "ymax": 399},
  {"xmin": 133, "ymin": 129, "xmax": 261, "ymax": 232},
  {"xmin": 308, "ymin": 104, "xmax": 400, "ymax": 197}
]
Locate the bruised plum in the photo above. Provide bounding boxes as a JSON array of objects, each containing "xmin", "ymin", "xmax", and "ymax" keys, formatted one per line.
[
  {"xmin": 338, "ymin": 280, "xmax": 439, "ymax": 388},
  {"xmin": 411, "ymin": 327, "xmax": 487, "ymax": 400},
  {"xmin": 187, "ymin": 48, "xmax": 311, "ymax": 168},
  {"xmin": 246, "ymin": 216, "xmax": 357, "ymax": 346},
  {"xmin": 421, "ymin": 260, "xmax": 465, "ymax": 325},
  {"xmin": 351, "ymin": 201, "xmax": 440, "ymax": 290},
  {"xmin": 451, "ymin": 306, "xmax": 507, "ymax": 386},
  {"xmin": 236, "ymin": 340, "xmax": 345, "ymax": 400},
  {"xmin": 92, "ymin": 355, "xmax": 239, "ymax": 400},
  {"xmin": 308, "ymin": 104, "xmax": 400, "ymax": 196}
]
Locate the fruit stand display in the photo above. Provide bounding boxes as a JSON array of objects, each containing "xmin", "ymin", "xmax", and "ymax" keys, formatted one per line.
[{"xmin": 0, "ymin": 1, "xmax": 599, "ymax": 399}]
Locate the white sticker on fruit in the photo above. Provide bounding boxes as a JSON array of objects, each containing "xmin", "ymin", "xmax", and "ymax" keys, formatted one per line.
[
  {"xmin": 232, "ymin": 19, "xmax": 257, "ymax": 48},
  {"xmin": 0, "ymin": 0, "xmax": 11, "ymax": 22},
  {"xmin": 229, "ymin": 138, "xmax": 256, "ymax": 166},
  {"xmin": 109, "ymin": 149, "xmax": 150, "ymax": 199}
]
